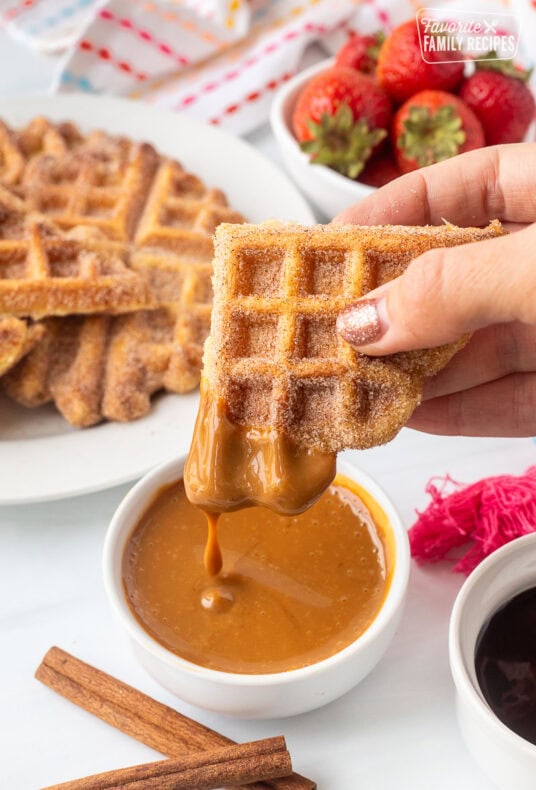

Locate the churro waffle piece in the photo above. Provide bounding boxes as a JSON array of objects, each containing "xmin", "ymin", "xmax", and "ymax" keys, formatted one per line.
[
  {"xmin": 3, "ymin": 316, "xmax": 112, "ymax": 427},
  {"xmin": 0, "ymin": 316, "xmax": 44, "ymax": 377},
  {"xmin": 10, "ymin": 134, "xmax": 242, "ymax": 391},
  {"xmin": 3, "ymin": 304, "xmax": 211, "ymax": 427},
  {"xmin": 207, "ymin": 221, "xmax": 504, "ymax": 453},
  {"xmin": 4, "ymin": 117, "xmax": 242, "ymax": 245},
  {"xmin": 130, "ymin": 157, "xmax": 242, "ymax": 304},
  {"xmin": 11, "ymin": 121, "xmax": 243, "ymax": 253},
  {"xmin": 0, "ymin": 121, "xmax": 25, "ymax": 186},
  {"xmin": 126, "ymin": 159, "xmax": 242, "ymax": 393},
  {"xmin": 102, "ymin": 304, "xmax": 208, "ymax": 421},
  {"xmin": 16, "ymin": 116, "xmax": 84, "ymax": 161},
  {"xmin": 19, "ymin": 133, "xmax": 160, "ymax": 242},
  {"xmin": 1, "ymin": 185, "xmax": 239, "ymax": 421},
  {"xmin": 0, "ymin": 118, "xmax": 244, "ymax": 415},
  {"xmin": 0, "ymin": 187, "xmax": 150, "ymax": 318},
  {"xmin": 134, "ymin": 158, "xmax": 244, "ymax": 254},
  {"xmin": 3, "ymin": 316, "xmax": 114, "ymax": 427},
  {"xmin": 0, "ymin": 115, "xmax": 86, "ymax": 187}
]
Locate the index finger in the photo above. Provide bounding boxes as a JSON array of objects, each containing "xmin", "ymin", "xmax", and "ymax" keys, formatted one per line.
[{"xmin": 333, "ymin": 143, "xmax": 536, "ymax": 227}]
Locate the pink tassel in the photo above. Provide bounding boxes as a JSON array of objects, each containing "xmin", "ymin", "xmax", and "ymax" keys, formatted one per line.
[{"xmin": 409, "ymin": 466, "xmax": 536, "ymax": 574}]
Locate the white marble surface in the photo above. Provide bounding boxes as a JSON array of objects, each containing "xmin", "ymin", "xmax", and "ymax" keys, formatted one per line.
[{"xmin": 0, "ymin": 30, "xmax": 534, "ymax": 790}]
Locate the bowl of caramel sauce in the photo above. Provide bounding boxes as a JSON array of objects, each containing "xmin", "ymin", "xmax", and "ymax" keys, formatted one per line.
[
  {"xmin": 450, "ymin": 533, "xmax": 536, "ymax": 790},
  {"xmin": 103, "ymin": 454, "xmax": 409, "ymax": 718}
]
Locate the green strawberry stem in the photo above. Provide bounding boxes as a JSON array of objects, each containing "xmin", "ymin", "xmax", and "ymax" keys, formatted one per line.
[
  {"xmin": 398, "ymin": 105, "xmax": 466, "ymax": 167},
  {"xmin": 365, "ymin": 31, "xmax": 386, "ymax": 64},
  {"xmin": 300, "ymin": 104, "xmax": 386, "ymax": 178},
  {"xmin": 475, "ymin": 50, "xmax": 533, "ymax": 82}
]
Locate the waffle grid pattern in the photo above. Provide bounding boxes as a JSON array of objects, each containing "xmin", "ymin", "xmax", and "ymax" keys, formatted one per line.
[
  {"xmin": 0, "ymin": 120, "xmax": 25, "ymax": 186},
  {"xmin": 22, "ymin": 136, "xmax": 159, "ymax": 242},
  {"xmin": 0, "ymin": 316, "xmax": 44, "ymax": 377},
  {"xmin": 0, "ymin": 118, "xmax": 244, "ymax": 425},
  {"xmin": 3, "ymin": 307, "xmax": 207, "ymax": 428},
  {"xmin": 210, "ymin": 222, "xmax": 504, "ymax": 452},
  {"xmin": 0, "ymin": 189, "xmax": 148, "ymax": 317},
  {"xmin": 215, "ymin": 232, "xmax": 419, "ymax": 450}
]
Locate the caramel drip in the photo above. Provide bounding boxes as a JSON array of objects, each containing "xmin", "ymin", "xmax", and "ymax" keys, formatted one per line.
[
  {"xmin": 204, "ymin": 513, "xmax": 223, "ymax": 576},
  {"xmin": 185, "ymin": 383, "xmax": 336, "ymax": 518}
]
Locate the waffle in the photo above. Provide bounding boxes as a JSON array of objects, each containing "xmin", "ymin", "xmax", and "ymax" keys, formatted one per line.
[
  {"xmin": 0, "ymin": 186, "xmax": 149, "ymax": 318},
  {"xmin": 8, "ymin": 119, "xmax": 242, "ymax": 263},
  {"xmin": 0, "ymin": 316, "xmax": 44, "ymax": 377},
  {"xmin": 207, "ymin": 221, "xmax": 504, "ymax": 452},
  {"xmin": 18, "ymin": 130, "xmax": 160, "ymax": 243},
  {"xmin": 102, "ymin": 304, "xmax": 210, "ymax": 420},
  {"xmin": 0, "ymin": 120, "xmax": 25, "ymax": 186},
  {"xmin": 3, "ymin": 316, "xmax": 110, "ymax": 427},
  {"xmin": 0, "ymin": 118, "xmax": 244, "ymax": 420},
  {"xmin": 0, "ymin": 116, "xmax": 86, "ymax": 185},
  {"xmin": 3, "ymin": 305, "xmax": 209, "ymax": 427}
]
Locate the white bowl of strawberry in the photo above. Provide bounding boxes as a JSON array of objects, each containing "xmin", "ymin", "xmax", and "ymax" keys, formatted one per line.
[{"xmin": 270, "ymin": 20, "xmax": 534, "ymax": 220}]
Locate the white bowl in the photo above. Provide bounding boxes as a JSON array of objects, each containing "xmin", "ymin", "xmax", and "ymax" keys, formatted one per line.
[
  {"xmin": 449, "ymin": 533, "xmax": 536, "ymax": 789},
  {"xmin": 270, "ymin": 58, "xmax": 375, "ymax": 220},
  {"xmin": 103, "ymin": 454, "xmax": 409, "ymax": 719}
]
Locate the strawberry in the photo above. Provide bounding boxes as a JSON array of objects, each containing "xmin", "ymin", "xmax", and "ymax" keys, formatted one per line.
[
  {"xmin": 358, "ymin": 151, "xmax": 401, "ymax": 187},
  {"xmin": 292, "ymin": 66, "xmax": 392, "ymax": 178},
  {"xmin": 392, "ymin": 90, "xmax": 485, "ymax": 174},
  {"xmin": 459, "ymin": 56, "xmax": 535, "ymax": 145},
  {"xmin": 377, "ymin": 20, "xmax": 464, "ymax": 103},
  {"xmin": 335, "ymin": 31, "xmax": 385, "ymax": 75}
]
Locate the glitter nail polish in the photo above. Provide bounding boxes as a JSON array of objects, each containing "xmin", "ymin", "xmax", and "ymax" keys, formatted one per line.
[{"xmin": 337, "ymin": 299, "xmax": 384, "ymax": 347}]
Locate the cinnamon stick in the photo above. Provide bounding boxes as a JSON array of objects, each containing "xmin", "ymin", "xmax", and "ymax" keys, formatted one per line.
[
  {"xmin": 42, "ymin": 737, "xmax": 291, "ymax": 790},
  {"xmin": 36, "ymin": 648, "xmax": 316, "ymax": 790}
]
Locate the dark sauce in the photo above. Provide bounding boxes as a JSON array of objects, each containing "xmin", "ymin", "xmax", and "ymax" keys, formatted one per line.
[{"xmin": 475, "ymin": 586, "xmax": 536, "ymax": 745}]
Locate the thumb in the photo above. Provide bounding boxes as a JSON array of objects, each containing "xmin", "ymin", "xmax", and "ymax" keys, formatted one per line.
[{"xmin": 337, "ymin": 224, "xmax": 536, "ymax": 355}]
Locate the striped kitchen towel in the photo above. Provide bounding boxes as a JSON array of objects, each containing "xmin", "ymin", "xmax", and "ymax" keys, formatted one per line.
[{"xmin": 1, "ymin": 0, "xmax": 533, "ymax": 134}]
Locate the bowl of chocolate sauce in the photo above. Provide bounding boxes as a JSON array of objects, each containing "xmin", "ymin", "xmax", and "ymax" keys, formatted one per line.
[
  {"xmin": 103, "ymin": 453, "xmax": 410, "ymax": 718},
  {"xmin": 449, "ymin": 533, "xmax": 536, "ymax": 790}
]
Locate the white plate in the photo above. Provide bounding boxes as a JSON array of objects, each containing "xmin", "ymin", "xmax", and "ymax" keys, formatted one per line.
[{"xmin": 0, "ymin": 94, "xmax": 315, "ymax": 505}]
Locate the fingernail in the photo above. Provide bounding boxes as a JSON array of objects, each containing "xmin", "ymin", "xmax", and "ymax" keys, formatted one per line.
[{"xmin": 337, "ymin": 298, "xmax": 387, "ymax": 347}]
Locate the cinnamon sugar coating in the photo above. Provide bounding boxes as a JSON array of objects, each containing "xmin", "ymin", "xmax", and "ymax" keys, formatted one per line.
[
  {"xmin": 0, "ymin": 186, "xmax": 149, "ymax": 318},
  {"xmin": 207, "ymin": 220, "xmax": 504, "ymax": 452},
  {"xmin": 0, "ymin": 316, "xmax": 44, "ymax": 377},
  {"xmin": 0, "ymin": 117, "xmax": 244, "ymax": 425},
  {"xmin": 3, "ymin": 307, "xmax": 209, "ymax": 428}
]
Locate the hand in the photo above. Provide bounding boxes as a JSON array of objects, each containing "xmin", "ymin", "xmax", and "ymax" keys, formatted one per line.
[{"xmin": 335, "ymin": 144, "xmax": 536, "ymax": 437}]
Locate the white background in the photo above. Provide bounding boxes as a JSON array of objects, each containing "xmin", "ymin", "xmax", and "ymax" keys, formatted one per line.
[{"xmin": 0, "ymin": 31, "xmax": 533, "ymax": 790}]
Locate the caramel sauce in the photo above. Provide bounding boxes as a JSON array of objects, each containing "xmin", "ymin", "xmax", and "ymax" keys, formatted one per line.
[
  {"xmin": 184, "ymin": 384, "xmax": 336, "ymax": 517},
  {"xmin": 204, "ymin": 512, "xmax": 223, "ymax": 577},
  {"xmin": 184, "ymin": 383, "xmax": 337, "ymax": 575},
  {"xmin": 122, "ymin": 474, "xmax": 394, "ymax": 674}
]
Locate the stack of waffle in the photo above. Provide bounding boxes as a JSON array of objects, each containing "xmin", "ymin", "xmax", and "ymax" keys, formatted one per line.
[{"xmin": 0, "ymin": 117, "xmax": 244, "ymax": 427}]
